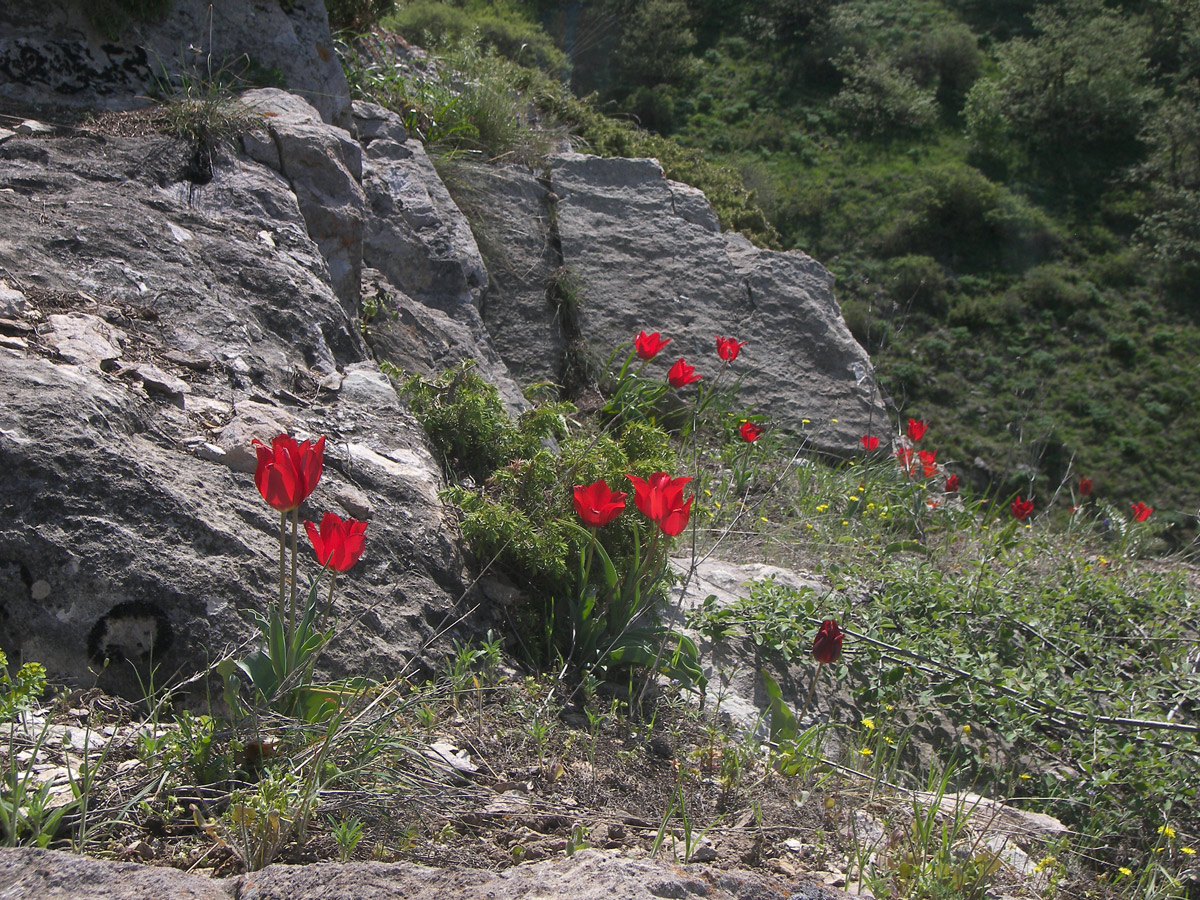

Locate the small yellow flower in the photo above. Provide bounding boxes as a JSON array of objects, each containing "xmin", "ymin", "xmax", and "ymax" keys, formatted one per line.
[
  {"xmin": 848, "ymin": 495, "xmax": 859, "ymax": 501},
  {"xmin": 760, "ymin": 516, "xmax": 768, "ymax": 523},
  {"xmin": 883, "ymin": 735, "xmax": 895, "ymax": 745},
  {"xmin": 862, "ymin": 718, "xmax": 875, "ymax": 730},
  {"xmin": 1033, "ymin": 856, "xmax": 1056, "ymax": 873},
  {"xmin": 1019, "ymin": 773, "xmax": 1032, "ymax": 780},
  {"xmin": 713, "ymin": 501, "xmax": 721, "ymax": 509},
  {"xmin": 867, "ymin": 502, "xmax": 876, "ymax": 510},
  {"xmin": 963, "ymin": 725, "xmax": 971, "ymax": 735},
  {"xmin": 859, "ymin": 748, "xmax": 872, "ymax": 757},
  {"xmin": 885, "ymin": 704, "xmax": 893, "ymax": 712},
  {"xmin": 802, "ymin": 418, "xmax": 810, "ymax": 424},
  {"xmin": 1118, "ymin": 867, "xmax": 1133, "ymax": 877},
  {"xmin": 1159, "ymin": 824, "xmax": 1176, "ymax": 839},
  {"xmin": 1183, "ymin": 847, "xmax": 1196, "ymax": 855},
  {"xmin": 704, "ymin": 489, "xmax": 712, "ymax": 496},
  {"xmin": 805, "ymin": 523, "xmax": 814, "ymax": 530},
  {"xmin": 841, "ymin": 519, "xmax": 849, "ymax": 526},
  {"xmin": 831, "ymin": 418, "xmax": 838, "ymax": 423},
  {"xmin": 816, "ymin": 503, "xmax": 829, "ymax": 512}
]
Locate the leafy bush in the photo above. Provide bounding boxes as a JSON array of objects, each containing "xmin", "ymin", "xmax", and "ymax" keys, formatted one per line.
[
  {"xmin": 885, "ymin": 254, "xmax": 950, "ymax": 315},
  {"xmin": 400, "ymin": 362, "xmax": 570, "ymax": 481},
  {"xmin": 831, "ymin": 56, "xmax": 938, "ymax": 136},
  {"xmin": 382, "ymin": 1, "xmax": 567, "ymax": 75},
  {"xmin": 881, "ymin": 164, "xmax": 1060, "ymax": 272}
]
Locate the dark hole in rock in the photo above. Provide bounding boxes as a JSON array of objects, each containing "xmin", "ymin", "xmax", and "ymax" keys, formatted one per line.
[
  {"xmin": 182, "ymin": 143, "xmax": 213, "ymax": 185},
  {"xmin": 87, "ymin": 600, "xmax": 174, "ymax": 665}
]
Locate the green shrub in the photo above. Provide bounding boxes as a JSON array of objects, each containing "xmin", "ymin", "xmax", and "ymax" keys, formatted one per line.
[
  {"xmin": 885, "ymin": 254, "xmax": 950, "ymax": 315},
  {"xmin": 831, "ymin": 55, "xmax": 938, "ymax": 136},
  {"xmin": 382, "ymin": 1, "xmax": 567, "ymax": 75},
  {"xmin": 327, "ymin": 0, "xmax": 395, "ymax": 32},
  {"xmin": 882, "ymin": 164, "xmax": 1060, "ymax": 273}
]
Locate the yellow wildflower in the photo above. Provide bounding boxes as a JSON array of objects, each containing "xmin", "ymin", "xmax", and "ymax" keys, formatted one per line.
[
  {"xmin": 862, "ymin": 718, "xmax": 875, "ymax": 730},
  {"xmin": 1159, "ymin": 824, "xmax": 1176, "ymax": 839},
  {"xmin": 1118, "ymin": 867, "xmax": 1133, "ymax": 877},
  {"xmin": 859, "ymin": 748, "xmax": 872, "ymax": 757},
  {"xmin": 1183, "ymin": 847, "xmax": 1196, "ymax": 855}
]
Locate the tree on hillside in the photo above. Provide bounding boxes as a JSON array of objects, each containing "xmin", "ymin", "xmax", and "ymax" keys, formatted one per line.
[{"xmin": 964, "ymin": 0, "xmax": 1158, "ymax": 198}]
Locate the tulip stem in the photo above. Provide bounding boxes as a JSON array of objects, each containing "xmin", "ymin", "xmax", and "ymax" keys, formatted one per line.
[
  {"xmin": 327, "ymin": 571, "xmax": 337, "ymax": 620},
  {"xmin": 289, "ymin": 509, "xmax": 299, "ymax": 639},
  {"xmin": 799, "ymin": 662, "xmax": 821, "ymax": 723},
  {"xmin": 277, "ymin": 510, "xmax": 287, "ymax": 619}
]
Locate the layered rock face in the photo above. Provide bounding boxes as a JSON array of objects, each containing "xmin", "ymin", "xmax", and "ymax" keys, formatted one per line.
[
  {"xmin": 0, "ymin": 2, "xmax": 883, "ymax": 695},
  {"xmin": 0, "ymin": 0, "xmax": 351, "ymax": 127}
]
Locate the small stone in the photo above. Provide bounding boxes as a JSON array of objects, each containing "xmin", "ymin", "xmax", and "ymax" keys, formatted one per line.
[
  {"xmin": 15, "ymin": 119, "xmax": 53, "ymax": 136},
  {"xmin": 0, "ymin": 285, "xmax": 26, "ymax": 318},
  {"xmin": 30, "ymin": 580, "xmax": 51, "ymax": 601}
]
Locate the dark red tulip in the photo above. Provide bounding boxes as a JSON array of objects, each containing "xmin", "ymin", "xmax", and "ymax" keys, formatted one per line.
[
  {"xmin": 907, "ymin": 418, "xmax": 929, "ymax": 442},
  {"xmin": 573, "ymin": 479, "xmax": 627, "ymax": 528},
  {"xmin": 253, "ymin": 434, "xmax": 325, "ymax": 512},
  {"xmin": 634, "ymin": 330, "xmax": 671, "ymax": 360},
  {"xmin": 860, "ymin": 435, "xmax": 880, "ymax": 451},
  {"xmin": 667, "ymin": 358, "xmax": 702, "ymax": 388},
  {"xmin": 305, "ymin": 511, "xmax": 367, "ymax": 572},
  {"xmin": 739, "ymin": 421, "xmax": 762, "ymax": 442},
  {"xmin": 715, "ymin": 335, "xmax": 745, "ymax": 361},
  {"xmin": 1130, "ymin": 502, "xmax": 1153, "ymax": 522},
  {"xmin": 1010, "ymin": 496, "xmax": 1035, "ymax": 521},
  {"xmin": 1078, "ymin": 477, "xmax": 1093, "ymax": 497},
  {"xmin": 812, "ymin": 619, "xmax": 843, "ymax": 665},
  {"xmin": 944, "ymin": 474, "xmax": 960, "ymax": 493}
]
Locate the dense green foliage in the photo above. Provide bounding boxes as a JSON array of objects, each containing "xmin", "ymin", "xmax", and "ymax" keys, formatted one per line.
[{"xmin": 370, "ymin": 0, "xmax": 1200, "ymax": 519}]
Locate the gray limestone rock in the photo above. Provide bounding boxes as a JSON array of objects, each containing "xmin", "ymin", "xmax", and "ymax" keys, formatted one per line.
[
  {"xmin": 0, "ymin": 847, "xmax": 848, "ymax": 900},
  {"xmin": 240, "ymin": 89, "xmax": 365, "ymax": 309},
  {"xmin": 550, "ymin": 152, "xmax": 887, "ymax": 451},
  {"xmin": 454, "ymin": 162, "xmax": 566, "ymax": 388},
  {"xmin": 0, "ymin": 129, "xmax": 472, "ymax": 696},
  {"xmin": 361, "ymin": 268, "xmax": 528, "ymax": 411},
  {"xmin": 0, "ymin": 0, "xmax": 351, "ymax": 128},
  {"xmin": 355, "ymin": 102, "xmax": 489, "ymax": 313}
]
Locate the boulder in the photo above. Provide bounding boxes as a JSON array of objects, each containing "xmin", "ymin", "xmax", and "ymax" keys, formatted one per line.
[
  {"xmin": 0, "ymin": 127, "xmax": 473, "ymax": 696},
  {"xmin": 456, "ymin": 163, "xmax": 567, "ymax": 388},
  {"xmin": 355, "ymin": 101, "xmax": 489, "ymax": 313},
  {"xmin": 0, "ymin": 0, "xmax": 351, "ymax": 128},
  {"xmin": 240, "ymin": 89, "xmax": 365, "ymax": 309},
  {"xmin": 550, "ymin": 153, "xmax": 887, "ymax": 451}
]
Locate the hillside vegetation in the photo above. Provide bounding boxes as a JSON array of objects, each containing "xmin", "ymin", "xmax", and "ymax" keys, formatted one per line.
[{"xmin": 345, "ymin": 0, "xmax": 1200, "ymax": 526}]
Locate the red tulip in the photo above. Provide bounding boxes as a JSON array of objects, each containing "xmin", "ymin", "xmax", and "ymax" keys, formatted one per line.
[
  {"xmin": 860, "ymin": 435, "xmax": 880, "ymax": 451},
  {"xmin": 304, "ymin": 511, "xmax": 367, "ymax": 572},
  {"xmin": 918, "ymin": 449, "xmax": 938, "ymax": 478},
  {"xmin": 907, "ymin": 418, "xmax": 929, "ymax": 442},
  {"xmin": 1130, "ymin": 502, "xmax": 1153, "ymax": 522},
  {"xmin": 1078, "ymin": 477, "xmax": 1093, "ymax": 497},
  {"xmin": 715, "ymin": 335, "xmax": 745, "ymax": 361},
  {"xmin": 895, "ymin": 446, "xmax": 915, "ymax": 474},
  {"xmin": 635, "ymin": 330, "xmax": 671, "ymax": 360},
  {"xmin": 739, "ymin": 421, "xmax": 762, "ymax": 442},
  {"xmin": 253, "ymin": 434, "xmax": 325, "ymax": 512},
  {"xmin": 667, "ymin": 358, "xmax": 702, "ymax": 388},
  {"xmin": 1010, "ymin": 496, "xmax": 1035, "ymax": 521},
  {"xmin": 944, "ymin": 473, "xmax": 960, "ymax": 493},
  {"xmin": 573, "ymin": 479, "xmax": 627, "ymax": 528},
  {"xmin": 812, "ymin": 619, "xmax": 843, "ymax": 665},
  {"xmin": 627, "ymin": 472, "xmax": 693, "ymax": 536}
]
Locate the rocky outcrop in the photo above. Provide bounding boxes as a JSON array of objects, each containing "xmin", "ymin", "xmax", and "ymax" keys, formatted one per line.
[
  {"xmin": 0, "ymin": 847, "xmax": 849, "ymax": 900},
  {"xmin": 0, "ymin": 0, "xmax": 351, "ymax": 128},
  {"xmin": 548, "ymin": 153, "xmax": 887, "ymax": 449},
  {"xmin": 0, "ymin": 127, "xmax": 473, "ymax": 696},
  {"xmin": 454, "ymin": 154, "xmax": 887, "ymax": 448}
]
